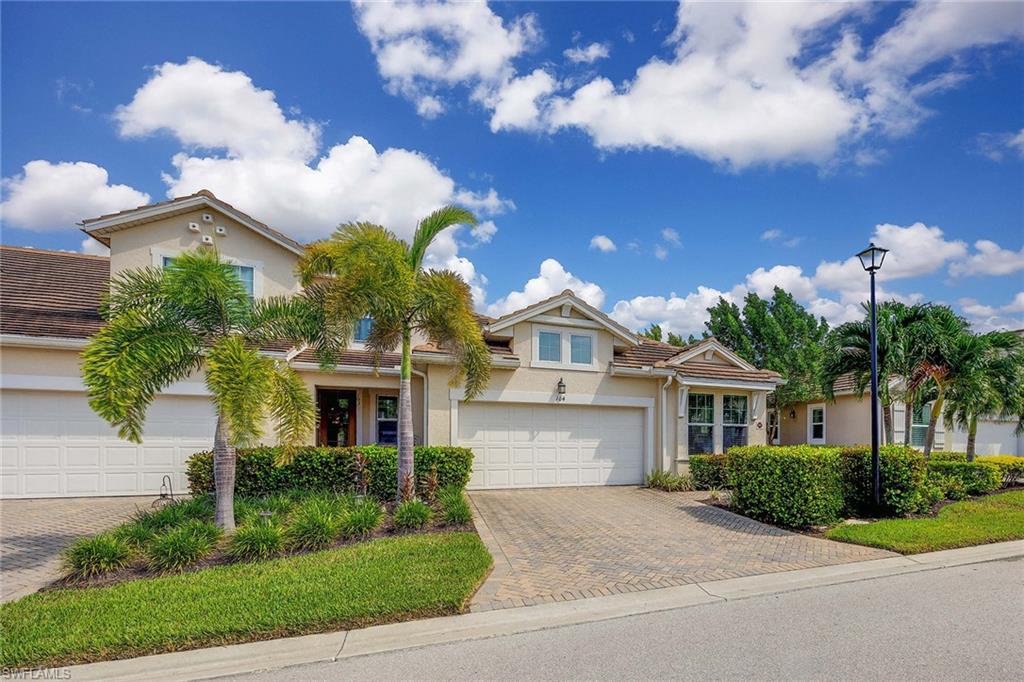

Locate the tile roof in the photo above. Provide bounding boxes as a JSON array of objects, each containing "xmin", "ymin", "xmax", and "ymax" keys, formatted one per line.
[
  {"xmin": 0, "ymin": 246, "xmax": 108, "ymax": 339},
  {"xmin": 487, "ymin": 288, "xmax": 637, "ymax": 341},
  {"xmin": 675, "ymin": 361, "xmax": 782, "ymax": 384},
  {"xmin": 291, "ymin": 348, "xmax": 402, "ymax": 368},
  {"xmin": 830, "ymin": 373, "xmax": 859, "ymax": 394},
  {"xmin": 612, "ymin": 338, "xmax": 700, "ymax": 368},
  {"xmin": 413, "ymin": 338, "xmax": 515, "ymax": 357}
]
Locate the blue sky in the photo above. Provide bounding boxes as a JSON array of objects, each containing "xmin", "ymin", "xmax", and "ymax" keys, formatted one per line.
[{"xmin": 2, "ymin": 1, "xmax": 1022, "ymax": 334}]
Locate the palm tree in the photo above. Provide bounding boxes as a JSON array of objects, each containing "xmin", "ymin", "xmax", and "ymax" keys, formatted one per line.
[
  {"xmin": 82, "ymin": 250, "xmax": 336, "ymax": 530},
  {"xmin": 822, "ymin": 302, "xmax": 928, "ymax": 444},
  {"xmin": 297, "ymin": 207, "xmax": 491, "ymax": 500},
  {"xmin": 942, "ymin": 331, "xmax": 1024, "ymax": 460}
]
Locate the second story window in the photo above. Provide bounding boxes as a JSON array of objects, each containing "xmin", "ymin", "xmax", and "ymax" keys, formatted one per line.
[
  {"xmin": 538, "ymin": 331, "xmax": 561, "ymax": 362},
  {"xmin": 162, "ymin": 256, "xmax": 254, "ymax": 298},
  {"xmin": 354, "ymin": 317, "xmax": 374, "ymax": 342},
  {"xmin": 570, "ymin": 334, "xmax": 593, "ymax": 364}
]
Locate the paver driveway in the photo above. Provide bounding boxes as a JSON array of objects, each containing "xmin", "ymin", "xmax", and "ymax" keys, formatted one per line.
[
  {"xmin": 0, "ymin": 496, "xmax": 149, "ymax": 602},
  {"xmin": 468, "ymin": 487, "xmax": 893, "ymax": 611}
]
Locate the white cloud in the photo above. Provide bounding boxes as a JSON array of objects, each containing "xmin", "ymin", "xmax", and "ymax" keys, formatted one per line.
[
  {"xmin": 949, "ymin": 239, "xmax": 1024, "ymax": 277},
  {"xmin": 654, "ymin": 245, "xmax": 669, "ymax": 261},
  {"xmin": 660, "ymin": 227, "xmax": 681, "ymax": 247},
  {"xmin": 469, "ymin": 220, "xmax": 498, "ymax": 244},
  {"xmin": 622, "ymin": 29, "xmax": 635, "ymax": 44},
  {"xmin": 487, "ymin": 69, "xmax": 558, "ymax": 132},
  {"xmin": 589, "ymin": 234, "xmax": 617, "ymax": 252},
  {"xmin": 783, "ymin": 237, "xmax": 803, "ymax": 248},
  {"xmin": 760, "ymin": 229, "xmax": 782, "ymax": 241},
  {"xmin": 959, "ymin": 293, "xmax": 1024, "ymax": 332},
  {"xmin": 744, "ymin": 265, "xmax": 816, "ymax": 300},
  {"xmin": 610, "ymin": 286, "xmax": 732, "ymax": 337},
  {"xmin": 80, "ymin": 237, "xmax": 110, "ymax": 256},
  {"xmin": 970, "ymin": 128, "xmax": 1024, "ymax": 162},
  {"xmin": 564, "ymin": 42, "xmax": 610, "ymax": 64},
  {"xmin": 485, "ymin": 258, "xmax": 604, "ymax": 316},
  {"xmin": 1, "ymin": 160, "xmax": 150, "ymax": 231}
]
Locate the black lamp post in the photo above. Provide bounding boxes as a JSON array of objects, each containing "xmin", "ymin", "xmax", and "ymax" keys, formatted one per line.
[{"xmin": 856, "ymin": 242, "xmax": 889, "ymax": 507}]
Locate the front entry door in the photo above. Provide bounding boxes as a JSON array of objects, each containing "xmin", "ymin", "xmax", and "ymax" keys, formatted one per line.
[{"xmin": 317, "ymin": 389, "xmax": 357, "ymax": 447}]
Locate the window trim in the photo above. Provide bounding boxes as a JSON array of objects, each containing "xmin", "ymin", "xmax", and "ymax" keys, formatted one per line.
[
  {"xmin": 722, "ymin": 394, "xmax": 749, "ymax": 450},
  {"xmin": 807, "ymin": 402, "xmax": 826, "ymax": 445},
  {"xmin": 375, "ymin": 394, "xmax": 399, "ymax": 446},
  {"xmin": 687, "ymin": 392, "xmax": 715, "ymax": 456},
  {"xmin": 530, "ymin": 324, "xmax": 598, "ymax": 371},
  {"xmin": 910, "ymin": 403, "xmax": 930, "ymax": 448},
  {"xmin": 153, "ymin": 249, "xmax": 263, "ymax": 298}
]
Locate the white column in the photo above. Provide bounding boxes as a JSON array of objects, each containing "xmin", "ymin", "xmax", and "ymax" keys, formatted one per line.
[
  {"xmin": 713, "ymin": 392, "xmax": 724, "ymax": 454},
  {"xmin": 678, "ymin": 385, "xmax": 690, "ymax": 463}
]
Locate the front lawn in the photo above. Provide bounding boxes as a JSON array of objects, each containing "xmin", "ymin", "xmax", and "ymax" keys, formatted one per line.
[
  {"xmin": 0, "ymin": 532, "xmax": 491, "ymax": 670},
  {"xmin": 826, "ymin": 490, "xmax": 1024, "ymax": 554}
]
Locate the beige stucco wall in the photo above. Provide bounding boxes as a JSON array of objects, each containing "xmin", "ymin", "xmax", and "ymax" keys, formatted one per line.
[
  {"xmin": 104, "ymin": 208, "xmax": 301, "ymax": 298},
  {"xmin": 675, "ymin": 386, "xmax": 768, "ymax": 472},
  {"xmin": 781, "ymin": 395, "xmax": 946, "ymax": 449}
]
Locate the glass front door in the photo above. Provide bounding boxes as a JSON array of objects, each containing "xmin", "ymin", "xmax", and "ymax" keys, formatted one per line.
[{"xmin": 317, "ymin": 389, "xmax": 357, "ymax": 447}]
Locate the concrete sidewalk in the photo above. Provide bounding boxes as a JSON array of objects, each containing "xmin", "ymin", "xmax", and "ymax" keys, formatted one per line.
[{"xmin": 55, "ymin": 539, "xmax": 1024, "ymax": 682}]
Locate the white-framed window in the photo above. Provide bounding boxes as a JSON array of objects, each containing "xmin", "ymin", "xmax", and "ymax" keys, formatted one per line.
[
  {"xmin": 160, "ymin": 254, "xmax": 257, "ymax": 298},
  {"xmin": 911, "ymin": 404, "xmax": 929, "ymax": 447},
  {"xmin": 354, "ymin": 317, "xmax": 373, "ymax": 342},
  {"xmin": 531, "ymin": 325, "xmax": 597, "ymax": 370},
  {"xmin": 688, "ymin": 393, "xmax": 714, "ymax": 455},
  {"xmin": 808, "ymin": 403, "xmax": 826, "ymax": 444},
  {"xmin": 376, "ymin": 395, "xmax": 398, "ymax": 446},
  {"xmin": 723, "ymin": 394, "xmax": 748, "ymax": 450}
]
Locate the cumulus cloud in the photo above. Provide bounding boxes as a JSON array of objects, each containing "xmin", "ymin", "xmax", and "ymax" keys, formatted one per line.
[
  {"xmin": 654, "ymin": 245, "xmax": 669, "ymax": 261},
  {"xmin": 949, "ymin": 240, "xmax": 1024, "ymax": 277},
  {"xmin": 760, "ymin": 229, "xmax": 782, "ymax": 241},
  {"xmin": 610, "ymin": 286, "xmax": 732, "ymax": 337},
  {"xmin": 970, "ymin": 128, "xmax": 1024, "ymax": 162},
  {"xmin": 469, "ymin": 220, "xmax": 498, "ymax": 244},
  {"xmin": 660, "ymin": 227, "xmax": 681, "ymax": 247},
  {"xmin": 1, "ymin": 160, "xmax": 150, "ymax": 231},
  {"xmin": 485, "ymin": 258, "xmax": 604, "ymax": 316},
  {"xmin": 80, "ymin": 237, "xmax": 110, "ymax": 256},
  {"xmin": 589, "ymin": 234, "xmax": 616, "ymax": 252},
  {"xmin": 486, "ymin": 69, "xmax": 558, "ymax": 132},
  {"xmin": 744, "ymin": 265, "xmax": 816, "ymax": 300},
  {"xmin": 564, "ymin": 42, "xmax": 610, "ymax": 64},
  {"xmin": 958, "ymin": 292, "xmax": 1024, "ymax": 332}
]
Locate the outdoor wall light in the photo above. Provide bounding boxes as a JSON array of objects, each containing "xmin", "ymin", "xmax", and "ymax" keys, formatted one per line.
[{"xmin": 556, "ymin": 377, "xmax": 566, "ymax": 402}]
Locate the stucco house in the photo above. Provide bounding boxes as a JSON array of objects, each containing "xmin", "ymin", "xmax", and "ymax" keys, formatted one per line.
[
  {"xmin": 0, "ymin": 191, "xmax": 784, "ymax": 498},
  {"xmin": 777, "ymin": 374, "xmax": 1022, "ymax": 455}
]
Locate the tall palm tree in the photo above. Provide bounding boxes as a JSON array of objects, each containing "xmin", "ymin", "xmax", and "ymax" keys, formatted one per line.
[
  {"xmin": 82, "ymin": 250, "xmax": 336, "ymax": 530},
  {"xmin": 298, "ymin": 207, "xmax": 491, "ymax": 500},
  {"xmin": 942, "ymin": 331, "xmax": 1024, "ymax": 460},
  {"xmin": 822, "ymin": 302, "xmax": 928, "ymax": 444}
]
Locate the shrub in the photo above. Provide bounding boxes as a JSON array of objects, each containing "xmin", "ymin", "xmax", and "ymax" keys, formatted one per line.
[
  {"xmin": 690, "ymin": 454, "xmax": 729, "ymax": 489},
  {"xmin": 929, "ymin": 451, "xmax": 967, "ymax": 462},
  {"xmin": 112, "ymin": 520, "xmax": 156, "ymax": 549},
  {"xmin": 393, "ymin": 499, "xmax": 433, "ymax": 530},
  {"xmin": 728, "ymin": 445, "xmax": 844, "ymax": 527},
  {"xmin": 287, "ymin": 501, "xmax": 342, "ymax": 551},
  {"xmin": 228, "ymin": 523, "xmax": 286, "ymax": 562},
  {"xmin": 839, "ymin": 445, "xmax": 928, "ymax": 516},
  {"xmin": 147, "ymin": 522, "xmax": 220, "ymax": 572},
  {"xmin": 62, "ymin": 534, "xmax": 132, "ymax": 579},
  {"xmin": 646, "ymin": 470, "xmax": 694, "ymax": 492},
  {"xmin": 341, "ymin": 498, "xmax": 384, "ymax": 539},
  {"xmin": 187, "ymin": 446, "xmax": 474, "ymax": 500},
  {"xmin": 438, "ymin": 487, "xmax": 473, "ymax": 526},
  {"xmin": 977, "ymin": 456, "xmax": 1024, "ymax": 487},
  {"xmin": 928, "ymin": 461, "xmax": 1002, "ymax": 496}
]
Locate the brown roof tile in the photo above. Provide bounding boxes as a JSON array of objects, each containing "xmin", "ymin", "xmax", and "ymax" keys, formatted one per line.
[
  {"xmin": 291, "ymin": 347, "xmax": 401, "ymax": 368},
  {"xmin": 675, "ymin": 361, "xmax": 781, "ymax": 383},
  {"xmin": 613, "ymin": 338, "xmax": 698, "ymax": 368}
]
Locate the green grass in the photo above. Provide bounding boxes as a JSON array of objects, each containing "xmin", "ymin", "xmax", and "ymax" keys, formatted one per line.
[
  {"xmin": 0, "ymin": 532, "xmax": 492, "ymax": 670},
  {"xmin": 826, "ymin": 490, "xmax": 1024, "ymax": 554}
]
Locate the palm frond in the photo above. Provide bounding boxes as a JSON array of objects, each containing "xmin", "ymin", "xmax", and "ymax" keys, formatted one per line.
[
  {"xmin": 408, "ymin": 206, "xmax": 476, "ymax": 270},
  {"xmin": 101, "ymin": 267, "xmax": 165, "ymax": 319},
  {"xmin": 266, "ymin": 361, "xmax": 316, "ymax": 463},
  {"xmin": 161, "ymin": 250, "xmax": 251, "ymax": 335},
  {"xmin": 204, "ymin": 336, "xmax": 272, "ymax": 448}
]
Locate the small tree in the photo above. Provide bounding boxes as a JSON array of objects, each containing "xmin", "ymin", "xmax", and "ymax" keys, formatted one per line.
[
  {"xmin": 298, "ymin": 207, "xmax": 491, "ymax": 500},
  {"xmin": 82, "ymin": 250, "xmax": 335, "ymax": 530}
]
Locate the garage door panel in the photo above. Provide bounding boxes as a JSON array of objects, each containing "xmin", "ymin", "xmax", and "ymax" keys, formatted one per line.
[
  {"xmin": 462, "ymin": 402, "xmax": 643, "ymax": 489},
  {"xmin": 1, "ymin": 390, "xmax": 215, "ymax": 498}
]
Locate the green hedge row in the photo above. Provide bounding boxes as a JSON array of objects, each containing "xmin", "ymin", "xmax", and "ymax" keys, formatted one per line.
[
  {"xmin": 929, "ymin": 453, "xmax": 1024, "ymax": 487},
  {"xmin": 690, "ymin": 454, "xmax": 729, "ymax": 489},
  {"xmin": 186, "ymin": 446, "xmax": 473, "ymax": 500},
  {"xmin": 928, "ymin": 461, "xmax": 1002, "ymax": 496}
]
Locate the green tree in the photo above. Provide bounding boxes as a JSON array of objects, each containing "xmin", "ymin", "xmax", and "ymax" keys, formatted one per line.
[
  {"xmin": 298, "ymin": 208, "xmax": 491, "ymax": 500},
  {"xmin": 638, "ymin": 324, "xmax": 663, "ymax": 342},
  {"xmin": 942, "ymin": 330, "xmax": 1024, "ymax": 460},
  {"xmin": 82, "ymin": 250, "xmax": 334, "ymax": 530},
  {"xmin": 705, "ymin": 288, "xmax": 829, "ymax": 411},
  {"xmin": 665, "ymin": 331, "xmax": 687, "ymax": 347}
]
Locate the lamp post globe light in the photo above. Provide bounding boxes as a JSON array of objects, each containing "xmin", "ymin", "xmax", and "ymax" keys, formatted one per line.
[{"xmin": 856, "ymin": 242, "xmax": 889, "ymax": 507}]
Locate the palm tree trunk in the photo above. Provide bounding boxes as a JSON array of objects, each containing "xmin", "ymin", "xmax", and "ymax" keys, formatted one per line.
[
  {"xmin": 882, "ymin": 402, "xmax": 894, "ymax": 445},
  {"xmin": 966, "ymin": 415, "xmax": 977, "ymax": 461},
  {"xmin": 212, "ymin": 412, "xmax": 236, "ymax": 531},
  {"xmin": 922, "ymin": 390, "xmax": 944, "ymax": 460},
  {"xmin": 396, "ymin": 325, "xmax": 415, "ymax": 502},
  {"xmin": 903, "ymin": 396, "xmax": 913, "ymax": 446}
]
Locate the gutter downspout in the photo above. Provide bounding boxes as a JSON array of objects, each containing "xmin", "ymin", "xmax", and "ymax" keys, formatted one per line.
[
  {"xmin": 411, "ymin": 367, "xmax": 428, "ymax": 446},
  {"xmin": 661, "ymin": 375, "xmax": 673, "ymax": 474}
]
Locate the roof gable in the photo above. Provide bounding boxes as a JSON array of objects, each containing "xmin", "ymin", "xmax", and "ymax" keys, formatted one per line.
[
  {"xmin": 662, "ymin": 338, "xmax": 757, "ymax": 371},
  {"xmin": 486, "ymin": 289, "xmax": 639, "ymax": 346}
]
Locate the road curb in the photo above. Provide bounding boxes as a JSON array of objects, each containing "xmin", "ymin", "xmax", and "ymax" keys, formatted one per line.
[{"xmin": 58, "ymin": 540, "xmax": 1024, "ymax": 681}]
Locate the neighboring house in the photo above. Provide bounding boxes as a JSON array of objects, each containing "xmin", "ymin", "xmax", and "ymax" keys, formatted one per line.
[
  {"xmin": 0, "ymin": 190, "xmax": 783, "ymax": 498},
  {"xmin": 779, "ymin": 374, "xmax": 1022, "ymax": 455}
]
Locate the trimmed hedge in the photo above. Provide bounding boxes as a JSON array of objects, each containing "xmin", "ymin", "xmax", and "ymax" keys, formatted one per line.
[
  {"xmin": 839, "ymin": 445, "xmax": 928, "ymax": 517},
  {"xmin": 727, "ymin": 446, "xmax": 845, "ymax": 527},
  {"xmin": 690, "ymin": 454, "xmax": 729, "ymax": 489},
  {"xmin": 928, "ymin": 461, "xmax": 1002, "ymax": 496},
  {"xmin": 977, "ymin": 456, "xmax": 1024, "ymax": 487},
  {"xmin": 187, "ymin": 446, "xmax": 473, "ymax": 500}
]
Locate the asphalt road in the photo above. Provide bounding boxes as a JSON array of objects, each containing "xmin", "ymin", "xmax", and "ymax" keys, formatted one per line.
[{"xmin": 233, "ymin": 557, "xmax": 1023, "ymax": 681}]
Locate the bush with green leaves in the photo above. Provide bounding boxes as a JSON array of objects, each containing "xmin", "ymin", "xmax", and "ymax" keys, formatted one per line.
[
  {"xmin": 839, "ymin": 445, "xmax": 929, "ymax": 516},
  {"xmin": 727, "ymin": 445, "xmax": 845, "ymax": 527},
  {"xmin": 61, "ymin": 534, "xmax": 133, "ymax": 579},
  {"xmin": 646, "ymin": 470, "xmax": 694, "ymax": 492},
  {"xmin": 689, "ymin": 454, "xmax": 729, "ymax": 489},
  {"xmin": 928, "ymin": 461, "xmax": 1002, "ymax": 496},
  {"xmin": 187, "ymin": 446, "xmax": 473, "ymax": 500},
  {"xmin": 287, "ymin": 499, "xmax": 343, "ymax": 550},
  {"xmin": 341, "ymin": 498, "xmax": 385, "ymax": 539},
  {"xmin": 438, "ymin": 487, "xmax": 472, "ymax": 526},
  {"xmin": 977, "ymin": 456, "xmax": 1024, "ymax": 487},
  {"xmin": 146, "ymin": 521, "xmax": 221, "ymax": 572},
  {"xmin": 393, "ymin": 499, "xmax": 433, "ymax": 530},
  {"xmin": 228, "ymin": 522, "xmax": 286, "ymax": 562}
]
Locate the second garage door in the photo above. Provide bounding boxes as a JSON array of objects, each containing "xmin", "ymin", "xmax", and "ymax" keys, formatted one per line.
[{"xmin": 459, "ymin": 402, "xmax": 644, "ymax": 489}]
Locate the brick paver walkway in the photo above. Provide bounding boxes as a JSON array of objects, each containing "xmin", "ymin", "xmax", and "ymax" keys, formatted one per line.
[
  {"xmin": 468, "ymin": 487, "xmax": 894, "ymax": 611},
  {"xmin": 0, "ymin": 496, "xmax": 150, "ymax": 602}
]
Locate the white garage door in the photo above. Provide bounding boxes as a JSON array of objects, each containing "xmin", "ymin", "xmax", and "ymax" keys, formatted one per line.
[
  {"xmin": 459, "ymin": 402, "xmax": 644, "ymax": 489},
  {"xmin": 1, "ymin": 390, "xmax": 215, "ymax": 498},
  {"xmin": 949, "ymin": 419, "xmax": 1022, "ymax": 456}
]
